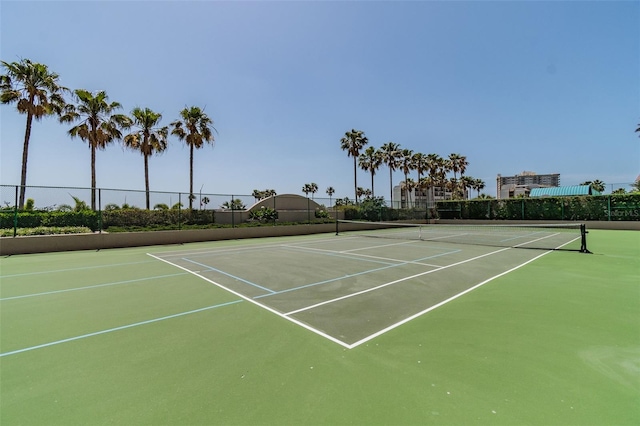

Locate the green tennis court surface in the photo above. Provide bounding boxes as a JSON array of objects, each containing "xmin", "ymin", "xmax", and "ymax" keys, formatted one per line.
[{"xmin": 1, "ymin": 228, "xmax": 638, "ymax": 425}]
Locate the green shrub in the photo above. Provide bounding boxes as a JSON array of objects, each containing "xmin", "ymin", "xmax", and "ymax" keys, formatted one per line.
[
  {"xmin": 357, "ymin": 197, "xmax": 386, "ymax": 221},
  {"xmin": 24, "ymin": 198, "xmax": 35, "ymax": 211},
  {"xmin": 104, "ymin": 203, "xmax": 120, "ymax": 211},
  {"xmin": 249, "ymin": 206, "xmax": 278, "ymax": 223},
  {"xmin": 0, "ymin": 226, "xmax": 93, "ymax": 237},
  {"xmin": 341, "ymin": 205, "xmax": 360, "ymax": 220}
]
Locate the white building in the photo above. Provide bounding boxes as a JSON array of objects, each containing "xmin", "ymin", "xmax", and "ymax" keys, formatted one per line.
[{"xmin": 496, "ymin": 171, "xmax": 560, "ymax": 199}]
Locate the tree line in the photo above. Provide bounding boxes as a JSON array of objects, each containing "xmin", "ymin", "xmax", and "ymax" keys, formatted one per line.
[
  {"xmin": 1, "ymin": 58, "xmax": 216, "ymax": 211},
  {"xmin": 340, "ymin": 129, "xmax": 487, "ymax": 207}
]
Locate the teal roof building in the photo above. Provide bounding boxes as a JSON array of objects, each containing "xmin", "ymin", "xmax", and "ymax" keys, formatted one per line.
[{"xmin": 529, "ymin": 185, "xmax": 601, "ymax": 197}]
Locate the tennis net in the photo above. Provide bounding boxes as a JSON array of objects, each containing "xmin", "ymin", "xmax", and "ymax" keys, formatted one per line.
[{"xmin": 335, "ymin": 220, "xmax": 590, "ymax": 252}]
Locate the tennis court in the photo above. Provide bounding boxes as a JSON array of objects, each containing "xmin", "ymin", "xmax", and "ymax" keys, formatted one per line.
[
  {"xmin": 1, "ymin": 225, "xmax": 638, "ymax": 425},
  {"xmin": 147, "ymin": 222, "xmax": 586, "ymax": 348}
]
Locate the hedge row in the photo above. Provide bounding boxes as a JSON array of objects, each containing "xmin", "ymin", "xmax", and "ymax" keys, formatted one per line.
[
  {"xmin": 0, "ymin": 211, "xmax": 101, "ymax": 230},
  {"xmin": 0, "ymin": 209, "xmax": 217, "ymax": 231},
  {"xmin": 436, "ymin": 194, "xmax": 640, "ymax": 221},
  {"xmin": 1, "ymin": 194, "xmax": 638, "ymax": 233},
  {"xmin": 102, "ymin": 209, "xmax": 216, "ymax": 228}
]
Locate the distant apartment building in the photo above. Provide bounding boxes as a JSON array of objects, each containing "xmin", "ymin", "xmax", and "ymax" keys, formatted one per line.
[
  {"xmin": 392, "ymin": 184, "xmax": 453, "ymax": 208},
  {"xmin": 496, "ymin": 171, "xmax": 560, "ymax": 199}
]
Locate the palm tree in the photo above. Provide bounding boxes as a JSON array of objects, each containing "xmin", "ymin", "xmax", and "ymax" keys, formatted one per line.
[
  {"xmin": 326, "ymin": 186, "xmax": 335, "ymax": 207},
  {"xmin": 401, "ymin": 178, "xmax": 416, "ymax": 208},
  {"xmin": 379, "ymin": 142, "xmax": 401, "ymax": 207},
  {"xmin": 170, "ymin": 106, "xmax": 216, "ymax": 210},
  {"xmin": 123, "ymin": 107, "xmax": 168, "ymax": 209},
  {"xmin": 399, "ymin": 148, "xmax": 414, "ymax": 207},
  {"xmin": 581, "ymin": 180, "xmax": 606, "ymax": 193},
  {"xmin": 446, "ymin": 178, "xmax": 460, "ymax": 200},
  {"xmin": 448, "ymin": 153, "xmax": 467, "ymax": 181},
  {"xmin": 309, "ymin": 182, "xmax": 318, "ymax": 199},
  {"xmin": 472, "ymin": 178, "xmax": 486, "ymax": 198},
  {"xmin": 340, "ymin": 129, "xmax": 368, "ymax": 203},
  {"xmin": 460, "ymin": 176, "xmax": 476, "ymax": 200},
  {"xmin": 60, "ymin": 89, "xmax": 132, "ymax": 210},
  {"xmin": 591, "ymin": 180, "xmax": 605, "ymax": 193},
  {"xmin": 411, "ymin": 152, "xmax": 427, "ymax": 207},
  {"xmin": 221, "ymin": 199, "xmax": 245, "ymax": 210},
  {"xmin": 302, "ymin": 184, "xmax": 312, "ymax": 197},
  {"xmin": 252, "ymin": 189, "xmax": 277, "ymax": 201},
  {"xmin": 425, "ymin": 153, "xmax": 441, "ymax": 204},
  {"xmin": 358, "ymin": 146, "xmax": 382, "ymax": 197},
  {"xmin": 438, "ymin": 156, "xmax": 452, "ymax": 199},
  {"xmin": 1, "ymin": 58, "xmax": 68, "ymax": 208}
]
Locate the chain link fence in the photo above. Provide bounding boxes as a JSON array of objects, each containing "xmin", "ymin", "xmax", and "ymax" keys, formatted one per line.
[
  {"xmin": 0, "ymin": 185, "xmax": 341, "ymax": 235},
  {"xmin": 1, "ymin": 184, "xmax": 638, "ymax": 236}
]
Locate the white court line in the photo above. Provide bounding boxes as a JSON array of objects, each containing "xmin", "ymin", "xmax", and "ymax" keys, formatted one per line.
[
  {"xmin": 149, "ymin": 233, "xmax": 579, "ymax": 349},
  {"xmin": 0, "ymin": 300, "xmax": 242, "ymax": 358},
  {"xmin": 340, "ymin": 239, "xmax": 422, "ymax": 253},
  {"xmin": 146, "ymin": 253, "xmax": 352, "ymax": 349},
  {"xmin": 0, "ymin": 272, "xmax": 188, "ymax": 301},
  {"xmin": 284, "ymin": 246, "xmax": 511, "ymax": 316},
  {"xmin": 182, "ymin": 258, "xmax": 276, "ymax": 294},
  {"xmin": 280, "ymin": 243, "xmax": 457, "ymax": 268},
  {"xmin": 152, "ymin": 235, "xmax": 353, "ymax": 259},
  {"xmin": 347, "ymin": 236, "xmax": 581, "ymax": 349},
  {"xmin": 0, "ymin": 260, "xmax": 157, "ymax": 279},
  {"xmin": 254, "ymin": 249, "xmax": 461, "ymax": 299}
]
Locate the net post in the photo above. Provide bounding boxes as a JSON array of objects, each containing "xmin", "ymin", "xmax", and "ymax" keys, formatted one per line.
[{"xmin": 580, "ymin": 224, "xmax": 591, "ymax": 253}]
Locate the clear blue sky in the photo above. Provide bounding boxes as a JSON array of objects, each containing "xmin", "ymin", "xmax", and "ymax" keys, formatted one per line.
[{"xmin": 1, "ymin": 0, "xmax": 639, "ymax": 203}]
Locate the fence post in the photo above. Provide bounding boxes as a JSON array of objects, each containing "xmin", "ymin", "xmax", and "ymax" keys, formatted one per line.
[
  {"xmin": 13, "ymin": 185, "xmax": 18, "ymax": 237},
  {"xmin": 231, "ymin": 195, "xmax": 235, "ymax": 228},
  {"xmin": 98, "ymin": 188, "xmax": 103, "ymax": 233},
  {"xmin": 608, "ymin": 195, "xmax": 611, "ymax": 221},
  {"xmin": 178, "ymin": 193, "xmax": 182, "ymax": 230}
]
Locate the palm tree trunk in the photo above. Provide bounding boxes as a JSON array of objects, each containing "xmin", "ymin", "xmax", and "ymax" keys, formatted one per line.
[
  {"xmin": 404, "ymin": 172, "xmax": 409, "ymax": 208},
  {"xmin": 19, "ymin": 110, "xmax": 34, "ymax": 208},
  {"xmin": 189, "ymin": 144, "xmax": 194, "ymax": 210},
  {"xmin": 144, "ymin": 154, "xmax": 150, "ymax": 210},
  {"xmin": 371, "ymin": 172, "xmax": 375, "ymax": 198},
  {"xmin": 91, "ymin": 145, "xmax": 97, "ymax": 210},
  {"xmin": 389, "ymin": 169, "xmax": 393, "ymax": 208},
  {"xmin": 90, "ymin": 125, "xmax": 98, "ymax": 211},
  {"xmin": 353, "ymin": 157, "xmax": 358, "ymax": 203},
  {"xmin": 417, "ymin": 171, "xmax": 422, "ymax": 208}
]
